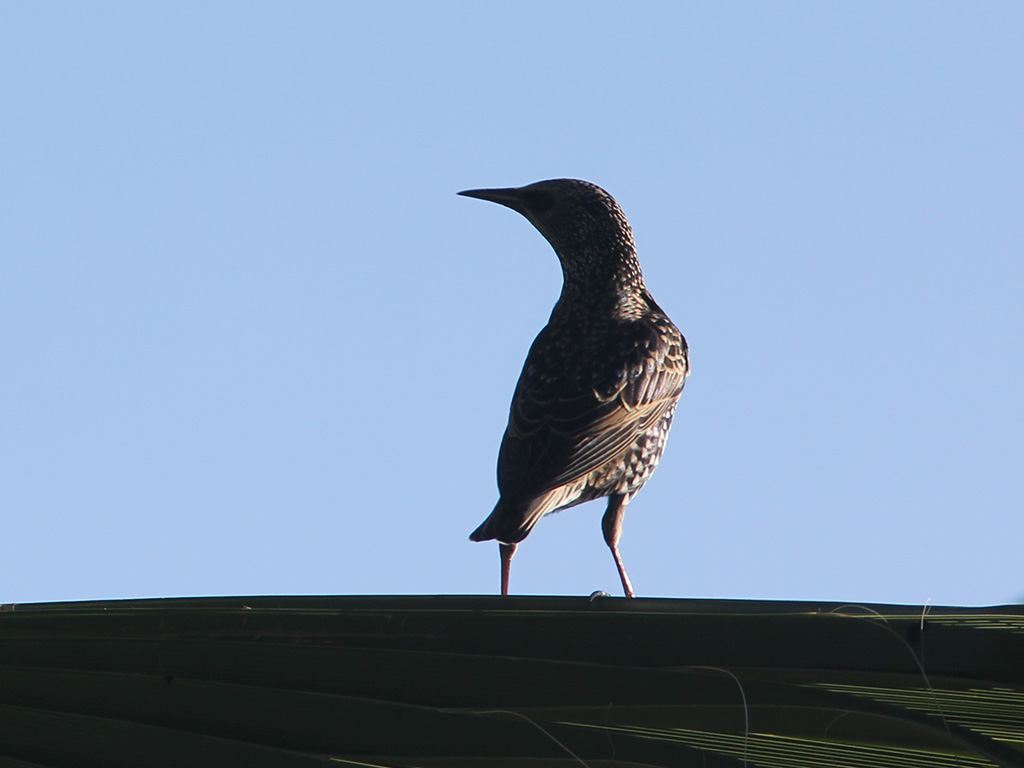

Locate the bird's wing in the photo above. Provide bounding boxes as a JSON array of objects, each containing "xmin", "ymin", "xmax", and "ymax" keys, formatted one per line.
[{"xmin": 497, "ymin": 316, "xmax": 689, "ymax": 499}]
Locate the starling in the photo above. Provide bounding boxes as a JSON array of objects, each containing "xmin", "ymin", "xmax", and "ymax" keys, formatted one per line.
[{"xmin": 460, "ymin": 179, "xmax": 689, "ymax": 597}]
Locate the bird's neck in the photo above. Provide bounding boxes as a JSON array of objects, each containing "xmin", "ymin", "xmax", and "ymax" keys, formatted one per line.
[{"xmin": 552, "ymin": 243, "xmax": 650, "ymax": 321}]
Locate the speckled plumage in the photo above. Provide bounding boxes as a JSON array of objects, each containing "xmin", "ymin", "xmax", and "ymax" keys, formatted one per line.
[{"xmin": 459, "ymin": 179, "xmax": 689, "ymax": 597}]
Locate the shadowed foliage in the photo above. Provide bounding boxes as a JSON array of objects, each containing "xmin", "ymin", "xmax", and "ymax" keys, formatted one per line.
[{"xmin": 1, "ymin": 595, "xmax": 1022, "ymax": 767}]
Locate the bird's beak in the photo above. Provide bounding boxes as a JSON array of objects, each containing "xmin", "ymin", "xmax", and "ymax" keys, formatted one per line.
[{"xmin": 458, "ymin": 186, "xmax": 526, "ymax": 212}]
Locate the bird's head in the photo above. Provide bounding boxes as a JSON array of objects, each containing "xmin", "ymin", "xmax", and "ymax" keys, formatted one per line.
[{"xmin": 458, "ymin": 179, "xmax": 635, "ymax": 261}]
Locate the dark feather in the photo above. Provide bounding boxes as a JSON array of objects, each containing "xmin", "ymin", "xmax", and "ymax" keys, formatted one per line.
[{"xmin": 499, "ymin": 312, "xmax": 688, "ymax": 501}]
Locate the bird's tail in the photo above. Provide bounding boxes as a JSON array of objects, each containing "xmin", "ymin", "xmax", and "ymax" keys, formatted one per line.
[{"xmin": 469, "ymin": 497, "xmax": 545, "ymax": 545}]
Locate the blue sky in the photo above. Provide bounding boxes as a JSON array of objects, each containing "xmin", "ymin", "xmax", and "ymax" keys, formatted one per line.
[{"xmin": 2, "ymin": 3, "xmax": 1021, "ymax": 606}]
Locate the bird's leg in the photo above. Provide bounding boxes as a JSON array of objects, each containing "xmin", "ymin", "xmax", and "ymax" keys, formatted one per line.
[
  {"xmin": 602, "ymin": 495, "xmax": 635, "ymax": 597},
  {"xmin": 499, "ymin": 542, "xmax": 517, "ymax": 596}
]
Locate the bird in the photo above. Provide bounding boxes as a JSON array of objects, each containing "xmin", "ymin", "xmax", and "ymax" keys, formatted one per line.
[{"xmin": 459, "ymin": 179, "xmax": 689, "ymax": 597}]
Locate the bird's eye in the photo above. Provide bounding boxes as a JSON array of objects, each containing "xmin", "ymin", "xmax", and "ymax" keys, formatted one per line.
[{"xmin": 522, "ymin": 190, "xmax": 555, "ymax": 214}]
